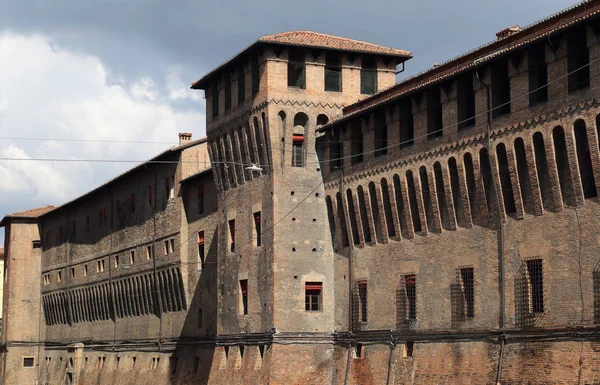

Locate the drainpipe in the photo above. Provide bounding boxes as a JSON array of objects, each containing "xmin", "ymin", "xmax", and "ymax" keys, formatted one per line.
[{"xmin": 475, "ymin": 59, "xmax": 506, "ymax": 385}]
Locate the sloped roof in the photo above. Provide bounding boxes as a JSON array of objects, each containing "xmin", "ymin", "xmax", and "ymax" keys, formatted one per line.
[
  {"xmin": 191, "ymin": 30, "xmax": 411, "ymax": 90},
  {"xmin": 0, "ymin": 205, "xmax": 55, "ymax": 226}
]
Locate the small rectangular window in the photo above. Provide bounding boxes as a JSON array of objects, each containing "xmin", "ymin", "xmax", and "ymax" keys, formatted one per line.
[
  {"xmin": 131, "ymin": 193, "xmax": 136, "ymax": 213},
  {"xmin": 229, "ymin": 219, "xmax": 236, "ymax": 252},
  {"xmin": 527, "ymin": 259, "xmax": 544, "ymax": 313},
  {"xmin": 325, "ymin": 52, "xmax": 342, "ymax": 92},
  {"xmin": 360, "ymin": 56, "xmax": 377, "ymax": 95},
  {"xmin": 238, "ymin": 66, "xmax": 245, "ymax": 103},
  {"xmin": 288, "ymin": 49, "xmax": 306, "ymax": 89},
  {"xmin": 71, "ymin": 268, "xmax": 75, "ymax": 279},
  {"xmin": 305, "ymin": 282, "xmax": 322, "ymax": 311},
  {"xmin": 212, "ymin": 84, "xmax": 219, "ymax": 117},
  {"xmin": 165, "ymin": 176, "xmax": 175, "ymax": 200},
  {"xmin": 198, "ymin": 185, "xmax": 205, "ymax": 215},
  {"xmin": 57, "ymin": 270, "xmax": 62, "ymax": 283},
  {"xmin": 240, "ymin": 279, "xmax": 248, "ymax": 315},
  {"xmin": 43, "ymin": 274, "xmax": 50, "ymax": 285},
  {"xmin": 405, "ymin": 274, "xmax": 416, "ymax": 320},
  {"xmin": 170, "ymin": 239, "xmax": 175, "ymax": 254},
  {"xmin": 198, "ymin": 231, "xmax": 205, "ymax": 270},
  {"xmin": 129, "ymin": 250, "xmax": 135, "ymax": 265},
  {"xmin": 146, "ymin": 245, "xmax": 152, "ymax": 260},
  {"xmin": 83, "ymin": 265, "xmax": 88, "ymax": 277},
  {"xmin": 131, "ymin": 357, "xmax": 136, "ymax": 369},
  {"xmin": 22, "ymin": 357, "xmax": 34, "ymax": 368},
  {"xmin": 164, "ymin": 240, "xmax": 169, "ymax": 255},
  {"xmin": 292, "ymin": 135, "xmax": 304, "ymax": 167},
  {"xmin": 224, "ymin": 72, "xmax": 231, "ymax": 111},
  {"xmin": 114, "ymin": 255, "xmax": 119, "ymax": 269},
  {"xmin": 358, "ymin": 280, "xmax": 368, "ymax": 322},
  {"xmin": 253, "ymin": 212, "xmax": 262, "ymax": 247}
]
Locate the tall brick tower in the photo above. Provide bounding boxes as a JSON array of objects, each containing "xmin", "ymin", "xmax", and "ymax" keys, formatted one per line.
[{"xmin": 192, "ymin": 31, "xmax": 410, "ymax": 381}]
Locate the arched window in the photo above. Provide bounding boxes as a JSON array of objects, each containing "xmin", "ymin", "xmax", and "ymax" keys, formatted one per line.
[
  {"xmin": 419, "ymin": 166, "xmax": 435, "ymax": 231},
  {"xmin": 368, "ymin": 182, "xmax": 383, "ymax": 242},
  {"xmin": 434, "ymin": 162, "xmax": 450, "ymax": 230},
  {"xmin": 381, "ymin": 178, "xmax": 396, "ymax": 237},
  {"xmin": 326, "ymin": 196, "xmax": 337, "ymax": 248},
  {"xmin": 292, "ymin": 112, "xmax": 308, "ymax": 167},
  {"xmin": 552, "ymin": 126, "xmax": 574, "ymax": 206},
  {"xmin": 533, "ymin": 132, "xmax": 552, "ymax": 211},
  {"xmin": 393, "ymin": 174, "xmax": 410, "ymax": 238},
  {"xmin": 514, "ymin": 138, "xmax": 533, "ymax": 214},
  {"xmin": 406, "ymin": 171, "xmax": 422, "ymax": 233},
  {"xmin": 357, "ymin": 186, "xmax": 372, "ymax": 243},
  {"xmin": 463, "ymin": 153, "xmax": 478, "ymax": 224},
  {"xmin": 346, "ymin": 189, "xmax": 360, "ymax": 245},
  {"xmin": 335, "ymin": 193, "xmax": 349, "ymax": 247},
  {"xmin": 317, "ymin": 114, "xmax": 329, "ymax": 127},
  {"xmin": 448, "ymin": 157, "xmax": 465, "ymax": 227},
  {"xmin": 479, "ymin": 148, "xmax": 495, "ymax": 221},
  {"xmin": 496, "ymin": 143, "xmax": 516, "ymax": 214},
  {"xmin": 574, "ymin": 119, "xmax": 597, "ymax": 198}
]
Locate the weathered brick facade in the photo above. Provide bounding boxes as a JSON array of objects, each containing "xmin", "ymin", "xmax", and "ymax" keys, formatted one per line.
[{"xmin": 3, "ymin": 2, "xmax": 600, "ymax": 384}]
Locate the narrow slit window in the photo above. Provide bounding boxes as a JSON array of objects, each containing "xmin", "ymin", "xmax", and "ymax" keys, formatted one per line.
[
  {"xmin": 240, "ymin": 279, "xmax": 248, "ymax": 315},
  {"xmin": 198, "ymin": 231, "xmax": 205, "ymax": 270},
  {"xmin": 253, "ymin": 212, "xmax": 262, "ymax": 247},
  {"xmin": 131, "ymin": 193, "xmax": 136, "ymax": 214},
  {"xmin": 148, "ymin": 186, "xmax": 152, "ymax": 206},
  {"xmin": 329, "ymin": 126, "xmax": 343, "ymax": 171},
  {"xmin": 229, "ymin": 219, "xmax": 236, "ymax": 252},
  {"xmin": 405, "ymin": 275, "xmax": 416, "ymax": 320},
  {"xmin": 358, "ymin": 280, "xmax": 368, "ymax": 322},
  {"xmin": 526, "ymin": 259, "xmax": 544, "ymax": 313},
  {"xmin": 460, "ymin": 268, "xmax": 475, "ymax": 318}
]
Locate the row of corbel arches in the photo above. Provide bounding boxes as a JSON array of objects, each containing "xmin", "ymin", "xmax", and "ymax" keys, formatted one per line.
[
  {"xmin": 326, "ymin": 112, "xmax": 600, "ymax": 248},
  {"xmin": 208, "ymin": 113, "xmax": 272, "ymax": 191},
  {"xmin": 43, "ymin": 266, "xmax": 187, "ymax": 325}
]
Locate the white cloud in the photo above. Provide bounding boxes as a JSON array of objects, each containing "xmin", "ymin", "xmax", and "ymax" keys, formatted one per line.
[
  {"xmin": 0, "ymin": 32, "xmax": 206, "ymax": 209},
  {"xmin": 166, "ymin": 66, "xmax": 203, "ymax": 101}
]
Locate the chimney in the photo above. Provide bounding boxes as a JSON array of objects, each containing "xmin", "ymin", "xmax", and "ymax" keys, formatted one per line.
[
  {"xmin": 179, "ymin": 132, "xmax": 192, "ymax": 146},
  {"xmin": 496, "ymin": 25, "xmax": 521, "ymax": 40}
]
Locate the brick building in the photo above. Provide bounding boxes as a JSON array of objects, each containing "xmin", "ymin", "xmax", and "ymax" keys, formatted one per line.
[{"xmin": 3, "ymin": 0, "xmax": 600, "ymax": 383}]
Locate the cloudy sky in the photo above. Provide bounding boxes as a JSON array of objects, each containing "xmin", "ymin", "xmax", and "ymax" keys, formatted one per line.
[{"xmin": 0, "ymin": 0, "xmax": 577, "ymax": 244}]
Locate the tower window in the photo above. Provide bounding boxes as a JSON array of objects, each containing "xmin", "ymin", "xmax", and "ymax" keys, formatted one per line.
[
  {"xmin": 165, "ymin": 176, "xmax": 175, "ymax": 200},
  {"xmin": 528, "ymin": 43, "xmax": 548, "ymax": 106},
  {"xmin": 361, "ymin": 56, "xmax": 377, "ymax": 94},
  {"xmin": 240, "ymin": 279, "xmax": 248, "ymax": 315},
  {"xmin": 325, "ymin": 52, "xmax": 342, "ymax": 92},
  {"xmin": 491, "ymin": 59, "xmax": 511, "ymax": 118},
  {"xmin": 292, "ymin": 135, "xmax": 305, "ymax": 167},
  {"xmin": 527, "ymin": 259, "xmax": 544, "ymax": 313},
  {"xmin": 229, "ymin": 219, "xmax": 236, "ymax": 252},
  {"xmin": 567, "ymin": 28, "xmax": 590, "ymax": 93},
  {"xmin": 305, "ymin": 282, "xmax": 322, "ymax": 311},
  {"xmin": 405, "ymin": 275, "xmax": 416, "ymax": 320},
  {"xmin": 288, "ymin": 49, "xmax": 306, "ymax": 89},
  {"xmin": 198, "ymin": 231, "xmax": 205, "ymax": 270},
  {"xmin": 460, "ymin": 268, "xmax": 474, "ymax": 318},
  {"xmin": 427, "ymin": 88, "xmax": 443, "ymax": 139},
  {"xmin": 457, "ymin": 74, "xmax": 476, "ymax": 129},
  {"xmin": 358, "ymin": 280, "xmax": 368, "ymax": 322},
  {"xmin": 253, "ymin": 212, "xmax": 262, "ymax": 247}
]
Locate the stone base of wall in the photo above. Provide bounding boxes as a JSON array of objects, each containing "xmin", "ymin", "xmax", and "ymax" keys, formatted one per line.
[{"xmin": 29, "ymin": 337, "xmax": 600, "ymax": 385}]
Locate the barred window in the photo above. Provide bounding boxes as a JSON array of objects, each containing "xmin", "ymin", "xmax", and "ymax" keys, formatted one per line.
[
  {"xmin": 405, "ymin": 275, "xmax": 416, "ymax": 320},
  {"xmin": 460, "ymin": 268, "xmax": 474, "ymax": 318},
  {"xmin": 527, "ymin": 259, "xmax": 544, "ymax": 313},
  {"xmin": 358, "ymin": 280, "xmax": 368, "ymax": 322}
]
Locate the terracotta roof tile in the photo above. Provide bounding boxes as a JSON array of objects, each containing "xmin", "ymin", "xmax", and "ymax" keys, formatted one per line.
[
  {"xmin": 191, "ymin": 31, "xmax": 410, "ymax": 89},
  {"xmin": 259, "ymin": 31, "xmax": 410, "ymax": 57},
  {"xmin": 4, "ymin": 205, "xmax": 55, "ymax": 219}
]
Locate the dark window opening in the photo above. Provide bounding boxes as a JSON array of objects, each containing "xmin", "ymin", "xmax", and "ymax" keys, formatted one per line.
[
  {"xmin": 357, "ymin": 186, "xmax": 372, "ymax": 243},
  {"xmin": 336, "ymin": 193, "xmax": 349, "ymax": 247},
  {"xmin": 457, "ymin": 74, "xmax": 476, "ymax": 129},
  {"xmin": 528, "ymin": 44, "xmax": 548, "ymax": 106},
  {"xmin": 491, "ymin": 60, "xmax": 511, "ymax": 118},
  {"xmin": 229, "ymin": 219, "xmax": 235, "ymax": 252},
  {"xmin": 240, "ymin": 279, "xmax": 248, "ymax": 315},
  {"xmin": 288, "ymin": 49, "xmax": 306, "ymax": 89},
  {"xmin": 361, "ymin": 56, "xmax": 377, "ymax": 95},
  {"xmin": 496, "ymin": 143, "xmax": 516, "ymax": 214},
  {"xmin": 350, "ymin": 121, "xmax": 363, "ymax": 165},
  {"xmin": 460, "ymin": 268, "xmax": 475, "ymax": 318},
  {"xmin": 358, "ymin": 281, "xmax": 368, "ymax": 322},
  {"xmin": 326, "ymin": 196, "xmax": 337, "ymax": 247},
  {"xmin": 381, "ymin": 178, "xmax": 396, "ymax": 237},
  {"xmin": 405, "ymin": 342, "xmax": 414, "ymax": 357},
  {"xmin": 374, "ymin": 110, "xmax": 387, "ymax": 157},
  {"xmin": 237, "ymin": 66, "xmax": 245, "ymax": 103},
  {"xmin": 406, "ymin": 171, "xmax": 422, "ymax": 233},
  {"xmin": 427, "ymin": 89, "xmax": 443, "ymax": 139},
  {"xmin": 553, "ymin": 126, "xmax": 575, "ymax": 206},
  {"xmin": 325, "ymin": 52, "xmax": 342, "ymax": 92},
  {"xmin": 347, "ymin": 189, "xmax": 361, "ymax": 245},
  {"xmin": 254, "ymin": 211, "xmax": 262, "ymax": 247},
  {"xmin": 23, "ymin": 357, "xmax": 34, "ymax": 368},
  {"xmin": 224, "ymin": 72, "xmax": 231, "ymax": 111},
  {"xmin": 305, "ymin": 282, "xmax": 322, "ymax": 311},
  {"xmin": 399, "ymin": 99, "xmax": 414, "ymax": 148},
  {"xmin": 212, "ymin": 84, "xmax": 219, "ymax": 118},
  {"xmin": 568, "ymin": 28, "xmax": 590, "ymax": 93},
  {"xmin": 252, "ymin": 55, "xmax": 260, "ymax": 95},
  {"xmin": 292, "ymin": 135, "xmax": 305, "ymax": 167},
  {"xmin": 434, "ymin": 162, "xmax": 450, "ymax": 230},
  {"xmin": 329, "ymin": 126, "xmax": 343, "ymax": 171},
  {"xmin": 514, "ymin": 138, "xmax": 534, "ymax": 214},
  {"xmin": 405, "ymin": 274, "xmax": 416, "ymax": 320},
  {"xmin": 527, "ymin": 259, "xmax": 544, "ymax": 313},
  {"xmin": 198, "ymin": 231, "xmax": 205, "ymax": 270},
  {"xmin": 533, "ymin": 132, "xmax": 552, "ymax": 210},
  {"xmin": 574, "ymin": 120, "xmax": 597, "ymax": 198}
]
